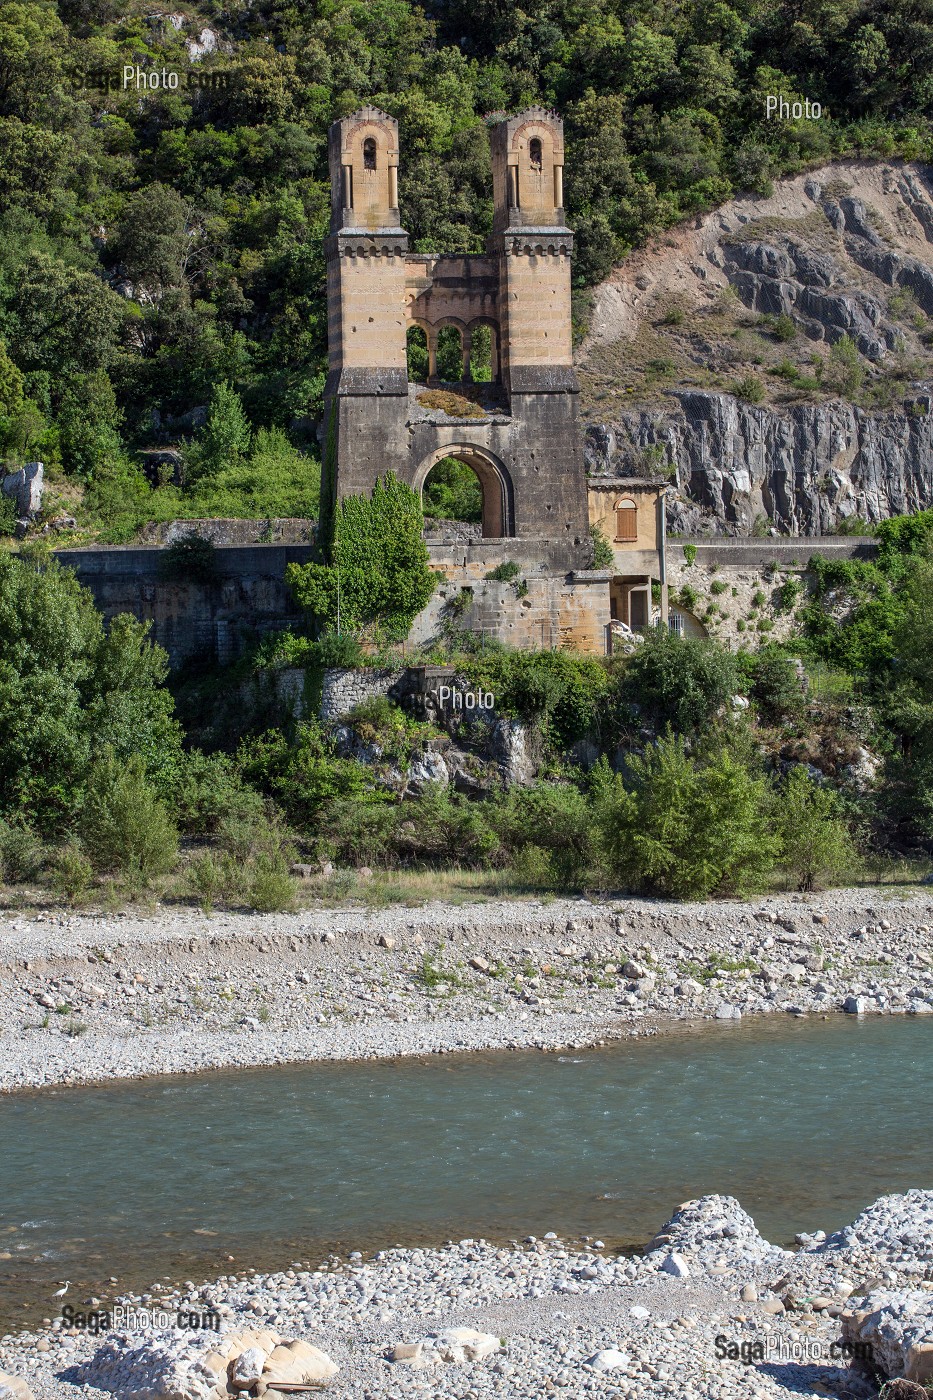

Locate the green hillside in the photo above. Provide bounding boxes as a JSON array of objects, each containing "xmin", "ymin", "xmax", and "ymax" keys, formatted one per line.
[{"xmin": 1, "ymin": 0, "xmax": 932, "ymax": 538}]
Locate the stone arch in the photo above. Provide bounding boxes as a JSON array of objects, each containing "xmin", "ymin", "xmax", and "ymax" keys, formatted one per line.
[
  {"xmin": 406, "ymin": 322, "xmax": 429, "ymax": 381},
  {"xmin": 415, "ymin": 444, "xmax": 515, "ymax": 538}
]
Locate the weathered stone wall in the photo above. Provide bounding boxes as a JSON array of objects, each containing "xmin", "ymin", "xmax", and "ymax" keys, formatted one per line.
[
  {"xmin": 55, "ymin": 544, "xmax": 314, "ymax": 667},
  {"xmin": 418, "ymin": 542, "xmax": 612, "ymax": 653},
  {"xmin": 319, "ymin": 668, "xmax": 406, "ymax": 722},
  {"xmin": 135, "ymin": 519, "xmax": 315, "ymax": 545},
  {"xmin": 55, "ymin": 539, "xmax": 612, "ymax": 665},
  {"xmin": 665, "ymin": 536, "xmax": 879, "ymax": 649}
]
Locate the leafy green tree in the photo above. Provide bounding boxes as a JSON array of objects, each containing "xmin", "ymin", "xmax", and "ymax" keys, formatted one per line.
[
  {"xmin": 775, "ymin": 766, "xmax": 856, "ymax": 891},
  {"xmin": 11, "ymin": 254, "xmax": 124, "ymax": 376},
  {"xmin": 112, "ymin": 183, "xmax": 192, "ymax": 298},
  {"xmin": 596, "ymin": 734, "xmax": 778, "ymax": 898},
  {"xmin": 0, "ymin": 555, "xmax": 181, "ymax": 830},
  {"xmin": 287, "ymin": 473, "xmax": 435, "ymax": 642},
  {"xmin": 186, "ymin": 381, "xmax": 252, "ymax": 481},
  {"xmin": 57, "ymin": 370, "xmax": 124, "ymax": 478}
]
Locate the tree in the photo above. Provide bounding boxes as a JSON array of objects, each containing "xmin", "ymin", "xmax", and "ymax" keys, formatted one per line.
[
  {"xmin": 11, "ymin": 254, "xmax": 124, "ymax": 376},
  {"xmin": 776, "ymin": 766, "xmax": 855, "ymax": 891},
  {"xmin": 596, "ymin": 735, "xmax": 778, "ymax": 898},
  {"xmin": 186, "ymin": 381, "xmax": 252, "ymax": 481},
  {"xmin": 286, "ymin": 473, "xmax": 435, "ymax": 642},
  {"xmin": 0, "ymin": 555, "xmax": 181, "ymax": 830},
  {"xmin": 614, "ymin": 629, "xmax": 741, "ymax": 733},
  {"xmin": 113, "ymin": 183, "xmax": 193, "ymax": 299}
]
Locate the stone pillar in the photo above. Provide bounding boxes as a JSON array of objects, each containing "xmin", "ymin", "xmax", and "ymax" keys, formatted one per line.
[
  {"xmin": 427, "ymin": 329, "xmax": 438, "ymax": 384},
  {"xmin": 461, "ymin": 327, "xmax": 473, "ymax": 383}
]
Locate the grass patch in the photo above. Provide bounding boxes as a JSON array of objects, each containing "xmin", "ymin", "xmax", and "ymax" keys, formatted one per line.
[{"xmin": 417, "ymin": 390, "xmax": 487, "ymax": 420}]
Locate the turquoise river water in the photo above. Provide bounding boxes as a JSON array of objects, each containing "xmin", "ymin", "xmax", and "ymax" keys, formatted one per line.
[{"xmin": 1, "ymin": 1013, "xmax": 931, "ymax": 1331}]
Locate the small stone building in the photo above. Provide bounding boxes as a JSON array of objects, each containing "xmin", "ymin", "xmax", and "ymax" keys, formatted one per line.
[{"xmin": 587, "ymin": 478, "xmax": 669, "ymax": 631}]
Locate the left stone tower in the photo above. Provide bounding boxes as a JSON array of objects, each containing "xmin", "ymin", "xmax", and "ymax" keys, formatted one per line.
[{"xmin": 321, "ymin": 108, "xmax": 410, "ymax": 532}]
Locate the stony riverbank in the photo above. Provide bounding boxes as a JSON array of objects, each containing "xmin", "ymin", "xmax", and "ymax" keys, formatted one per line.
[
  {"xmin": 1, "ymin": 1190, "xmax": 931, "ymax": 1400},
  {"xmin": 0, "ymin": 887, "xmax": 931, "ymax": 1091}
]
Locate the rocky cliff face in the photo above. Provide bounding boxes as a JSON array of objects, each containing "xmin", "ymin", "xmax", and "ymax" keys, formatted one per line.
[
  {"xmin": 580, "ymin": 161, "xmax": 933, "ymax": 534},
  {"xmin": 585, "ymin": 390, "xmax": 933, "ymax": 535}
]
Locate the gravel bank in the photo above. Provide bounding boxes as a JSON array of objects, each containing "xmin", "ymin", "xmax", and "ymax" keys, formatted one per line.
[
  {"xmin": 1, "ymin": 887, "xmax": 932, "ymax": 1091},
  {"xmin": 2, "ymin": 1190, "xmax": 931, "ymax": 1400}
]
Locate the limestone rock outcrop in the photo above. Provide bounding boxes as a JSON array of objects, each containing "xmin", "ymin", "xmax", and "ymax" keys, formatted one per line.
[
  {"xmin": 586, "ymin": 391, "xmax": 933, "ymax": 535},
  {"xmin": 582, "ymin": 161, "xmax": 933, "ymax": 535},
  {"xmin": 77, "ymin": 1327, "xmax": 337, "ymax": 1399}
]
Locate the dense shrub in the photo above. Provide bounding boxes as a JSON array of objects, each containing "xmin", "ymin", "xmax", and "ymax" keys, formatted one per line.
[
  {"xmin": 612, "ymin": 630, "xmax": 740, "ymax": 734},
  {"xmin": 158, "ymin": 534, "xmax": 217, "ymax": 583},
  {"xmin": 237, "ymin": 722, "xmax": 386, "ymax": 827},
  {"xmin": 0, "ymin": 820, "xmax": 44, "ymax": 884},
  {"xmin": 79, "ymin": 752, "xmax": 179, "ymax": 882},
  {"xmin": 391, "ymin": 784, "xmax": 501, "ymax": 867},
  {"xmin": 596, "ymin": 736, "xmax": 778, "ymax": 899},
  {"xmin": 160, "ymin": 750, "xmax": 266, "ymax": 834},
  {"xmin": 495, "ymin": 782, "xmax": 595, "ymax": 889},
  {"xmin": 744, "ymin": 649, "xmax": 805, "ymax": 725},
  {"xmin": 0, "ymin": 555, "xmax": 181, "ymax": 830},
  {"xmin": 461, "ymin": 649, "xmax": 609, "ymax": 749},
  {"xmin": 775, "ymin": 766, "xmax": 856, "ymax": 891}
]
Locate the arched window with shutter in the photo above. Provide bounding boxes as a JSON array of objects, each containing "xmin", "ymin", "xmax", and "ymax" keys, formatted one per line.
[
  {"xmin": 614, "ymin": 498, "xmax": 638, "ymax": 542},
  {"xmin": 363, "ymin": 137, "xmax": 377, "ymax": 170}
]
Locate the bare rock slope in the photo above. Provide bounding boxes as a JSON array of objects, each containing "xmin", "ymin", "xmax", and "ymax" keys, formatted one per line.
[{"xmin": 580, "ymin": 161, "xmax": 933, "ymax": 535}]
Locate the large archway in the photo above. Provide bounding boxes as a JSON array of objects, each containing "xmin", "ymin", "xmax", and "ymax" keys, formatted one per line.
[{"xmin": 415, "ymin": 445, "xmax": 515, "ymax": 539}]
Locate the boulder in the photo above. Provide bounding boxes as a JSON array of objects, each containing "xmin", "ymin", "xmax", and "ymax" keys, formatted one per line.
[
  {"xmin": 489, "ymin": 718, "xmax": 536, "ymax": 786},
  {"xmin": 0, "ymin": 1373, "xmax": 35, "ymax": 1400},
  {"xmin": 1, "ymin": 461, "xmax": 43, "ymax": 518},
  {"xmin": 230, "ymin": 1348, "xmax": 265, "ymax": 1390},
  {"xmin": 586, "ymin": 1349, "xmax": 630, "ymax": 1372},
  {"xmin": 406, "ymin": 750, "xmax": 450, "ymax": 793},
  {"xmin": 388, "ymin": 1341, "xmax": 424, "ymax": 1364},
  {"xmin": 427, "ymin": 1328, "xmax": 500, "ymax": 1363},
  {"xmin": 841, "ymin": 1289, "xmax": 933, "ymax": 1382},
  {"xmin": 260, "ymin": 1340, "xmax": 338, "ymax": 1386}
]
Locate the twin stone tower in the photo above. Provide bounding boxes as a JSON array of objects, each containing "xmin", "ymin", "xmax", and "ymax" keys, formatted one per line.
[{"xmin": 322, "ymin": 106, "xmax": 590, "ymax": 567}]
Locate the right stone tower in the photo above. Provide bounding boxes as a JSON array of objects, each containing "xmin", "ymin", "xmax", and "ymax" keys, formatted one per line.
[{"xmin": 489, "ymin": 108, "xmax": 575, "ymax": 395}]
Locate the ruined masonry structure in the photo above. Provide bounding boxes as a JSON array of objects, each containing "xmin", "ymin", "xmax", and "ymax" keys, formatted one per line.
[{"xmin": 322, "ymin": 106, "xmax": 590, "ymax": 561}]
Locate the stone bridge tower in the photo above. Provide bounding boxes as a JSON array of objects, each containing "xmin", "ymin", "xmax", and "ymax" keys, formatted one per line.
[{"xmin": 322, "ymin": 106, "xmax": 590, "ymax": 565}]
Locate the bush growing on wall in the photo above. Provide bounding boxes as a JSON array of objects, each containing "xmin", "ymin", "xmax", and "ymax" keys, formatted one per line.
[{"xmin": 286, "ymin": 473, "xmax": 435, "ymax": 642}]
